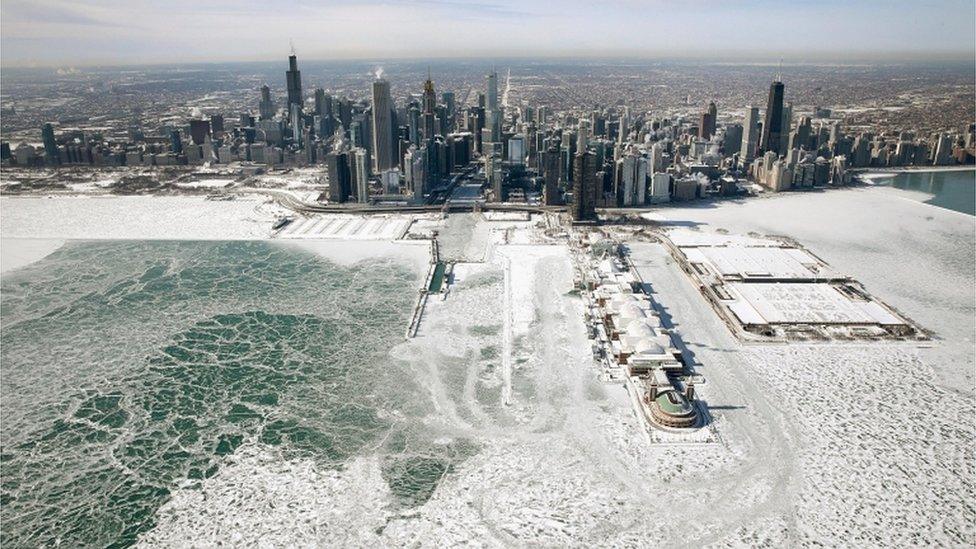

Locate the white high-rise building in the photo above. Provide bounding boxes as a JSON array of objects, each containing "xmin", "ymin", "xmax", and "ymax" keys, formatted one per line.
[
  {"xmin": 636, "ymin": 156, "xmax": 648, "ymax": 205},
  {"xmin": 650, "ymin": 141, "xmax": 664, "ymax": 173},
  {"xmin": 578, "ymin": 119, "xmax": 591, "ymax": 153},
  {"xmin": 353, "ymin": 148, "xmax": 370, "ymax": 203},
  {"xmin": 617, "ymin": 152, "xmax": 649, "ymax": 206},
  {"xmin": 620, "ymin": 154, "xmax": 636, "ymax": 206},
  {"xmin": 650, "ymin": 172, "xmax": 671, "ymax": 203}
]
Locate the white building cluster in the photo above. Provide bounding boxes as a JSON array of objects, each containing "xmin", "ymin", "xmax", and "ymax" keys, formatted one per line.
[{"xmin": 582, "ymin": 240, "xmax": 701, "ymax": 430}]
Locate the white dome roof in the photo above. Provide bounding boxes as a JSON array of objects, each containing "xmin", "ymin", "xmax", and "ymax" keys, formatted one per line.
[
  {"xmin": 610, "ymin": 293, "xmax": 638, "ymax": 304},
  {"xmin": 618, "ymin": 303, "xmax": 646, "ymax": 319},
  {"xmin": 633, "ymin": 339, "xmax": 666, "ymax": 355},
  {"xmin": 607, "ymin": 293, "xmax": 638, "ymax": 313},
  {"xmin": 625, "ymin": 319, "xmax": 657, "ymax": 337}
]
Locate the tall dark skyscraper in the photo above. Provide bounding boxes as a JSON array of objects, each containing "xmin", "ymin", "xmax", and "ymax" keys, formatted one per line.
[
  {"xmin": 189, "ymin": 119, "xmax": 211, "ymax": 145},
  {"xmin": 701, "ymin": 101, "xmax": 717, "ymax": 139},
  {"xmin": 41, "ymin": 123, "xmax": 59, "ymax": 164},
  {"xmin": 543, "ymin": 146, "xmax": 561, "ymax": 205},
  {"xmin": 421, "ymin": 71, "xmax": 437, "ymax": 140},
  {"xmin": 571, "ymin": 150, "xmax": 597, "ymax": 221},
  {"xmin": 760, "ymin": 80, "xmax": 785, "ymax": 155},
  {"xmin": 325, "ymin": 151, "xmax": 351, "ymax": 203},
  {"xmin": 210, "ymin": 114, "xmax": 224, "ymax": 135},
  {"xmin": 371, "ymin": 79, "xmax": 395, "ymax": 172},
  {"xmin": 285, "ymin": 53, "xmax": 303, "ymax": 111},
  {"xmin": 314, "ymin": 88, "xmax": 326, "ymax": 117}
]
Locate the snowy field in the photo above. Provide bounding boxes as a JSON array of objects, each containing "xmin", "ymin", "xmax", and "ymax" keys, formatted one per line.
[{"xmin": 0, "ymin": 195, "xmax": 285, "ymax": 240}]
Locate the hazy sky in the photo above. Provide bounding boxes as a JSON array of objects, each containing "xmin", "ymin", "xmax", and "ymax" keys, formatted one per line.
[{"xmin": 2, "ymin": 0, "xmax": 974, "ymax": 67}]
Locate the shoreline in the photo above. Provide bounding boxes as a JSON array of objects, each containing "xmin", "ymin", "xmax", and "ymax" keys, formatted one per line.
[
  {"xmin": 852, "ymin": 165, "xmax": 976, "ymax": 174},
  {"xmin": 0, "ymin": 238, "xmax": 65, "ymax": 274},
  {"xmin": 0, "ymin": 237, "xmax": 431, "ymax": 280}
]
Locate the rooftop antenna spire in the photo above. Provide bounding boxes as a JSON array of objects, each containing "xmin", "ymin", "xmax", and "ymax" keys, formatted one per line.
[
  {"xmin": 290, "ymin": 40, "xmax": 296, "ymax": 56},
  {"xmin": 776, "ymin": 57, "xmax": 782, "ymax": 82}
]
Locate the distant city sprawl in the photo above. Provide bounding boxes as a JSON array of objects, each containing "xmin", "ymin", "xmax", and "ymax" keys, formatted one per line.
[{"xmin": 1, "ymin": 56, "xmax": 974, "ymax": 217}]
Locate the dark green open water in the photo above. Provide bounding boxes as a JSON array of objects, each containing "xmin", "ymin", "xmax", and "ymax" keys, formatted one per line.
[{"xmin": 0, "ymin": 241, "xmax": 469, "ymax": 547}]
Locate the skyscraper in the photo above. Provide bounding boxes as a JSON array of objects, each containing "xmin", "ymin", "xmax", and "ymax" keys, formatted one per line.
[
  {"xmin": 290, "ymin": 104, "xmax": 303, "ymax": 146},
  {"xmin": 421, "ymin": 71, "xmax": 437, "ymax": 140},
  {"xmin": 189, "ymin": 119, "xmax": 210, "ymax": 145},
  {"xmin": 285, "ymin": 53, "xmax": 303, "ymax": 112},
  {"xmin": 486, "ymin": 69, "xmax": 498, "ymax": 112},
  {"xmin": 371, "ymin": 79, "xmax": 395, "ymax": 172},
  {"xmin": 259, "ymin": 85, "xmax": 275, "ymax": 120},
  {"xmin": 741, "ymin": 106, "xmax": 760, "ymax": 161},
  {"xmin": 442, "ymin": 91, "xmax": 456, "ymax": 128},
  {"xmin": 408, "ymin": 105, "xmax": 421, "ymax": 145},
  {"xmin": 41, "ymin": 123, "xmax": 59, "ymax": 165},
  {"xmin": 701, "ymin": 101, "xmax": 717, "ymax": 140},
  {"xmin": 209, "ymin": 114, "xmax": 224, "ymax": 137},
  {"xmin": 352, "ymin": 148, "xmax": 370, "ymax": 203},
  {"xmin": 169, "ymin": 129, "xmax": 183, "ymax": 155},
  {"xmin": 760, "ymin": 81, "xmax": 785, "ymax": 155},
  {"xmin": 325, "ymin": 151, "xmax": 351, "ymax": 203},
  {"xmin": 571, "ymin": 150, "xmax": 597, "ymax": 221},
  {"xmin": 779, "ymin": 101, "xmax": 793, "ymax": 152},
  {"xmin": 314, "ymin": 88, "xmax": 327, "ymax": 117},
  {"xmin": 543, "ymin": 146, "xmax": 561, "ymax": 205},
  {"xmin": 485, "ymin": 69, "xmax": 501, "ymax": 142},
  {"xmin": 700, "ymin": 112, "xmax": 715, "ymax": 140}
]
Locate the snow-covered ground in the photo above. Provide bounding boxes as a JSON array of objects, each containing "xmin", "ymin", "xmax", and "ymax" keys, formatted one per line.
[
  {"xmin": 652, "ymin": 185, "xmax": 974, "ymax": 394},
  {"xmin": 1, "ymin": 188, "xmax": 973, "ymax": 546},
  {"xmin": 143, "ymin": 221, "xmax": 752, "ymax": 546},
  {"xmin": 629, "ymin": 240, "xmax": 973, "ymax": 546},
  {"xmin": 0, "ymin": 195, "xmax": 287, "ymax": 240}
]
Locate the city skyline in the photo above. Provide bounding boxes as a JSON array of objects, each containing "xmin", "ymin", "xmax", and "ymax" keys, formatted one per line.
[
  {"xmin": 1, "ymin": 2, "xmax": 974, "ymax": 545},
  {"xmin": 2, "ymin": 0, "xmax": 975, "ymax": 67}
]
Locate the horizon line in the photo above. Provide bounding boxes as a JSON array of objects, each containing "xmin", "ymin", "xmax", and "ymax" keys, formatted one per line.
[{"xmin": 3, "ymin": 49, "xmax": 974, "ymax": 71}]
